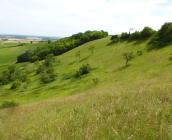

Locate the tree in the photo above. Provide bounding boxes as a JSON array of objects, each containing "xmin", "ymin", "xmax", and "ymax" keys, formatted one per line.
[
  {"xmin": 129, "ymin": 31, "xmax": 141, "ymax": 40},
  {"xmin": 123, "ymin": 52, "xmax": 134, "ymax": 66},
  {"xmin": 149, "ymin": 22, "xmax": 172, "ymax": 49},
  {"xmin": 111, "ymin": 35, "xmax": 120, "ymax": 43},
  {"xmin": 140, "ymin": 27, "xmax": 155, "ymax": 39},
  {"xmin": 120, "ymin": 32, "xmax": 130, "ymax": 40}
]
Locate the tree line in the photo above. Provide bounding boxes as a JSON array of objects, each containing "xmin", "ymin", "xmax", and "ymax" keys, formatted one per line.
[
  {"xmin": 111, "ymin": 22, "xmax": 172, "ymax": 50},
  {"xmin": 17, "ymin": 30, "xmax": 108, "ymax": 63}
]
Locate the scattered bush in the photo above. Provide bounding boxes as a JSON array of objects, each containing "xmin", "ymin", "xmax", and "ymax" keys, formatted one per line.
[
  {"xmin": 10, "ymin": 81, "xmax": 21, "ymax": 90},
  {"xmin": 75, "ymin": 64, "xmax": 91, "ymax": 78},
  {"xmin": 0, "ymin": 100, "xmax": 18, "ymax": 109},
  {"xmin": 0, "ymin": 65, "xmax": 28, "ymax": 86},
  {"xmin": 37, "ymin": 54, "xmax": 56, "ymax": 84}
]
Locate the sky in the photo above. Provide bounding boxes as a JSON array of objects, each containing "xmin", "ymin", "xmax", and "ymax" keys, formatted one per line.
[{"xmin": 0, "ymin": 0, "xmax": 172, "ymax": 37}]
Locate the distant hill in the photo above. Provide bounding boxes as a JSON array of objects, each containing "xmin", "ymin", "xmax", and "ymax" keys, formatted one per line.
[{"xmin": 0, "ymin": 34, "xmax": 59, "ymax": 41}]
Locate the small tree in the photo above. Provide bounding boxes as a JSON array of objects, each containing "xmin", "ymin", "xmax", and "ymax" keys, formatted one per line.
[
  {"xmin": 123, "ymin": 52, "xmax": 134, "ymax": 66},
  {"xmin": 44, "ymin": 54, "xmax": 55, "ymax": 67}
]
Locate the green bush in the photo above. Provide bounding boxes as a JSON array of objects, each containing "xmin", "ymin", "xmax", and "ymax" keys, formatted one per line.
[
  {"xmin": 129, "ymin": 31, "xmax": 141, "ymax": 40},
  {"xmin": 40, "ymin": 72, "xmax": 55, "ymax": 84},
  {"xmin": 111, "ymin": 35, "xmax": 120, "ymax": 43},
  {"xmin": 0, "ymin": 100, "xmax": 18, "ymax": 109},
  {"xmin": 140, "ymin": 27, "xmax": 155, "ymax": 39},
  {"xmin": 0, "ymin": 65, "xmax": 29, "ymax": 86},
  {"xmin": 75, "ymin": 64, "xmax": 91, "ymax": 78},
  {"xmin": 10, "ymin": 81, "xmax": 21, "ymax": 90},
  {"xmin": 149, "ymin": 22, "xmax": 172, "ymax": 49},
  {"xmin": 120, "ymin": 32, "xmax": 130, "ymax": 40}
]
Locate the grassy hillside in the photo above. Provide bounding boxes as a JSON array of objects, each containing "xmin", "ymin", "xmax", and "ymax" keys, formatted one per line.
[{"xmin": 0, "ymin": 37, "xmax": 172, "ymax": 139}]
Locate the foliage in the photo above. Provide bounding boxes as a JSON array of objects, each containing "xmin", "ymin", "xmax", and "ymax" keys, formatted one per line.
[
  {"xmin": 17, "ymin": 30, "xmax": 108, "ymax": 63},
  {"xmin": 40, "ymin": 72, "xmax": 55, "ymax": 84},
  {"xmin": 120, "ymin": 32, "xmax": 130, "ymax": 40},
  {"xmin": 149, "ymin": 22, "xmax": 172, "ymax": 49},
  {"xmin": 129, "ymin": 31, "xmax": 141, "ymax": 40},
  {"xmin": 75, "ymin": 64, "xmax": 91, "ymax": 78},
  {"xmin": 110, "ymin": 35, "xmax": 120, "ymax": 43},
  {"xmin": 10, "ymin": 81, "xmax": 21, "ymax": 90},
  {"xmin": 37, "ymin": 54, "xmax": 56, "ymax": 84},
  {"xmin": 140, "ymin": 27, "xmax": 155, "ymax": 39},
  {"xmin": 129, "ymin": 27, "xmax": 155, "ymax": 41},
  {"xmin": 0, "ymin": 65, "xmax": 28, "ymax": 86}
]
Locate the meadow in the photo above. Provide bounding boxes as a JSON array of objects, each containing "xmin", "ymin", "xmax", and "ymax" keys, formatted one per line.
[{"xmin": 0, "ymin": 36, "xmax": 172, "ymax": 139}]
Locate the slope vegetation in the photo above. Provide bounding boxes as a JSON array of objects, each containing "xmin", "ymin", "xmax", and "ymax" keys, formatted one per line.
[{"xmin": 0, "ymin": 37, "xmax": 172, "ymax": 139}]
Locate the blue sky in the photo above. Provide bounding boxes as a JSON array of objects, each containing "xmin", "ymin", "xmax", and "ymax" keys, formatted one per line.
[{"xmin": 0, "ymin": 0, "xmax": 172, "ymax": 37}]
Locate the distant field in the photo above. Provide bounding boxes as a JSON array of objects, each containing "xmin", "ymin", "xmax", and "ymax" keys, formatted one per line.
[{"xmin": 0, "ymin": 41, "xmax": 47, "ymax": 72}]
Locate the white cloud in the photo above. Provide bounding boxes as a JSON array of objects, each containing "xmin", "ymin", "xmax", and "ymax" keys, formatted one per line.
[{"xmin": 0, "ymin": 0, "xmax": 171, "ymax": 36}]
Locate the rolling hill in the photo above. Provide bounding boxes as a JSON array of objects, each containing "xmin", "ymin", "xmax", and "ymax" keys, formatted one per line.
[{"xmin": 0, "ymin": 36, "xmax": 172, "ymax": 139}]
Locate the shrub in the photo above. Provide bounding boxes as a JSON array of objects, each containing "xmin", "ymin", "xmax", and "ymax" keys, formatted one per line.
[
  {"xmin": 120, "ymin": 32, "xmax": 130, "ymax": 40},
  {"xmin": 10, "ymin": 81, "xmax": 21, "ymax": 90},
  {"xmin": 40, "ymin": 72, "xmax": 55, "ymax": 84},
  {"xmin": 0, "ymin": 100, "xmax": 18, "ymax": 109},
  {"xmin": 149, "ymin": 22, "xmax": 172, "ymax": 49},
  {"xmin": 44, "ymin": 54, "xmax": 55, "ymax": 67},
  {"xmin": 75, "ymin": 64, "xmax": 91, "ymax": 78},
  {"xmin": 158, "ymin": 22, "xmax": 172, "ymax": 44},
  {"xmin": 111, "ymin": 35, "xmax": 120, "ymax": 43},
  {"xmin": 140, "ymin": 27, "xmax": 155, "ymax": 39},
  {"xmin": 129, "ymin": 31, "xmax": 141, "ymax": 40},
  {"xmin": 0, "ymin": 65, "xmax": 29, "ymax": 86}
]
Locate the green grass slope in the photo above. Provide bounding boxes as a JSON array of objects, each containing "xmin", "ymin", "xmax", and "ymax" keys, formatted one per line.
[{"xmin": 0, "ymin": 37, "xmax": 172, "ymax": 139}]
